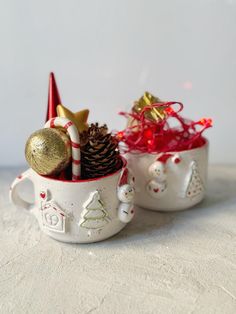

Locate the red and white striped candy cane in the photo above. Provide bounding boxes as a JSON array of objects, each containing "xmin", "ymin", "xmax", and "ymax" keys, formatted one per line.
[{"xmin": 44, "ymin": 117, "xmax": 81, "ymax": 181}]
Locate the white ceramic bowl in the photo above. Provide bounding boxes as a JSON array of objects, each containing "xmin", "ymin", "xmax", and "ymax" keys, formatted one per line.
[
  {"xmin": 10, "ymin": 159, "xmax": 135, "ymax": 243},
  {"xmin": 124, "ymin": 140, "xmax": 209, "ymax": 211}
]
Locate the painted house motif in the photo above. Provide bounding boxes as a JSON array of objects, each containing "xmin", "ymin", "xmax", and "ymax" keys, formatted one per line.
[{"xmin": 41, "ymin": 202, "xmax": 66, "ymax": 233}]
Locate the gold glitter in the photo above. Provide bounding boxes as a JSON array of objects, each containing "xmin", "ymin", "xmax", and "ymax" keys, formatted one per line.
[
  {"xmin": 57, "ymin": 104, "xmax": 89, "ymax": 133},
  {"xmin": 132, "ymin": 91, "xmax": 167, "ymax": 121},
  {"xmin": 25, "ymin": 128, "xmax": 71, "ymax": 176}
]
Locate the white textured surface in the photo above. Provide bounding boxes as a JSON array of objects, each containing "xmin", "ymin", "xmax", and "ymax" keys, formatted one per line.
[{"xmin": 0, "ymin": 165, "xmax": 236, "ymax": 314}]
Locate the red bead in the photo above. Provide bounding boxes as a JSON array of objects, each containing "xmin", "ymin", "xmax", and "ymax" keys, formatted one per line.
[
  {"xmin": 117, "ymin": 131, "xmax": 124, "ymax": 140},
  {"xmin": 174, "ymin": 157, "xmax": 181, "ymax": 164},
  {"xmin": 143, "ymin": 129, "xmax": 153, "ymax": 140},
  {"xmin": 165, "ymin": 107, "xmax": 174, "ymax": 115},
  {"xmin": 199, "ymin": 118, "xmax": 213, "ymax": 127}
]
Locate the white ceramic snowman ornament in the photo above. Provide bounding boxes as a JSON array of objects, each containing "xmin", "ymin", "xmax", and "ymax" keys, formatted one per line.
[
  {"xmin": 146, "ymin": 153, "xmax": 176, "ymax": 199},
  {"xmin": 117, "ymin": 169, "xmax": 135, "ymax": 223},
  {"xmin": 146, "ymin": 180, "xmax": 167, "ymax": 199},
  {"xmin": 148, "ymin": 160, "xmax": 167, "ymax": 181}
]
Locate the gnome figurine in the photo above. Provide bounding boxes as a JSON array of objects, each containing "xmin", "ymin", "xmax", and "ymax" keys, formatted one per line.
[{"xmin": 117, "ymin": 168, "xmax": 135, "ymax": 223}]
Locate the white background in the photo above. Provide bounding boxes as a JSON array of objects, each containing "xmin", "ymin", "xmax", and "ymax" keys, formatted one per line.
[{"xmin": 0, "ymin": 0, "xmax": 235, "ymax": 166}]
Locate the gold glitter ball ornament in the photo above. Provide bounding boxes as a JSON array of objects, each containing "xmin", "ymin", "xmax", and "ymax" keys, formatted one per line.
[{"xmin": 25, "ymin": 128, "xmax": 72, "ymax": 176}]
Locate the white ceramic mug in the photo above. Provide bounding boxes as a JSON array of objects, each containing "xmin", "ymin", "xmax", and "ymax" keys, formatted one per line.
[
  {"xmin": 10, "ymin": 159, "xmax": 135, "ymax": 243},
  {"xmin": 125, "ymin": 140, "xmax": 209, "ymax": 211}
]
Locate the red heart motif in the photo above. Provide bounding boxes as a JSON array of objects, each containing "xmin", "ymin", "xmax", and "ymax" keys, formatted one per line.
[
  {"xmin": 153, "ymin": 188, "xmax": 159, "ymax": 193},
  {"xmin": 40, "ymin": 192, "xmax": 46, "ymax": 199}
]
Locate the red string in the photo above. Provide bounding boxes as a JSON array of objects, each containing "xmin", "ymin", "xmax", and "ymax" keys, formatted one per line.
[{"xmin": 117, "ymin": 102, "xmax": 212, "ymax": 153}]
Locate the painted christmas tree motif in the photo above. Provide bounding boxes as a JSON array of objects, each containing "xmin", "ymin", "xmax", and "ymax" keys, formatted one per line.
[
  {"xmin": 186, "ymin": 161, "xmax": 204, "ymax": 198},
  {"xmin": 80, "ymin": 191, "xmax": 110, "ymax": 230}
]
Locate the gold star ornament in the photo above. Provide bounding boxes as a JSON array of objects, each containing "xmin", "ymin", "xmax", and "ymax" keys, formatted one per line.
[{"xmin": 56, "ymin": 104, "xmax": 89, "ymax": 133}]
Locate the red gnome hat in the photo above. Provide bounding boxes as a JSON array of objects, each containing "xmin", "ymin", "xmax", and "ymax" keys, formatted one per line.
[
  {"xmin": 46, "ymin": 72, "xmax": 62, "ymax": 122},
  {"xmin": 157, "ymin": 153, "xmax": 181, "ymax": 164},
  {"xmin": 156, "ymin": 153, "xmax": 173, "ymax": 163},
  {"xmin": 119, "ymin": 168, "xmax": 129, "ymax": 186}
]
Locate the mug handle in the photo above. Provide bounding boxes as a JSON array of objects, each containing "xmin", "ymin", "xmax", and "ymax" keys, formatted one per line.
[{"xmin": 9, "ymin": 168, "xmax": 35, "ymax": 211}]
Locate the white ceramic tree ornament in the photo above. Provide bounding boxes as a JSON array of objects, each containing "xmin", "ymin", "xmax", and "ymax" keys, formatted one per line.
[
  {"xmin": 79, "ymin": 191, "xmax": 110, "ymax": 231},
  {"xmin": 185, "ymin": 161, "xmax": 204, "ymax": 199},
  {"xmin": 117, "ymin": 168, "xmax": 135, "ymax": 223},
  {"xmin": 40, "ymin": 190, "xmax": 67, "ymax": 233}
]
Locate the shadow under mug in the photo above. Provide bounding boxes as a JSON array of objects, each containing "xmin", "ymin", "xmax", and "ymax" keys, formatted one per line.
[
  {"xmin": 125, "ymin": 140, "xmax": 209, "ymax": 211},
  {"xmin": 10, "ymin": 159, "xmax": 132, "ymax": 243}
]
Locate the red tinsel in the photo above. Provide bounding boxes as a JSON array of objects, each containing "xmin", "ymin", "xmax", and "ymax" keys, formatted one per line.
[{"xmin": 117, "ymin": 102, "xmax": 212, "ymax": 153}]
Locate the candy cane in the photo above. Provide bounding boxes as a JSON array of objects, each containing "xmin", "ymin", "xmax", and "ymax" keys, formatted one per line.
[{"xmin": 44, "ymin": 117, "xmax": 81, "ymax": 181}]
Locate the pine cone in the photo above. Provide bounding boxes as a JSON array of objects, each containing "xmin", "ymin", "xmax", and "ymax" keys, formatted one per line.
[{"xmin": 81, "ymin": 123, "xmax": 122, "ymax": 179}]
